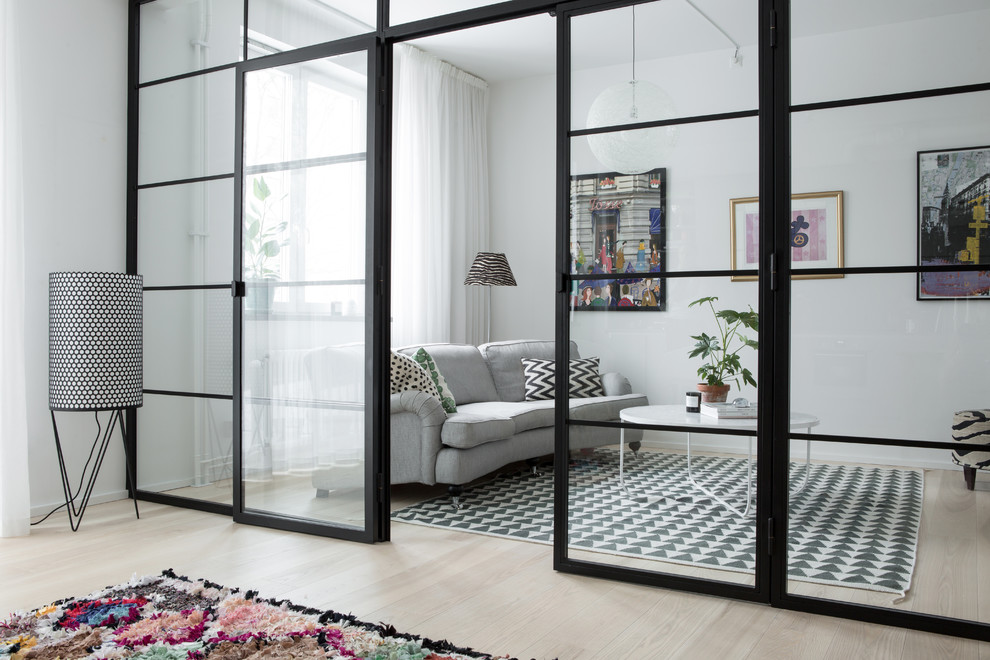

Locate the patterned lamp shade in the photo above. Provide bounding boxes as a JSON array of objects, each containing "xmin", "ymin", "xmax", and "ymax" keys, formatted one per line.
[
  {"xmin": 49, "ymin": 272, "xmax": 144, "ymax": 411},
  {"xmin": 463, "ymin": 252, "xmax": 517, "ymax": 286}
]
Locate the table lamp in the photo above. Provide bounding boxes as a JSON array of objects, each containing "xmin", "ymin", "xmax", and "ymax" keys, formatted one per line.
[{"xmin": 49, "ymin": 272, "xmax": 143, "ymax": 530}]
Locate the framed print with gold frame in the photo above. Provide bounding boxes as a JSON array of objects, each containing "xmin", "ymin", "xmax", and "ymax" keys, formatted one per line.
[{"xmin": 730, "ymin": 191, "xmax": 844, "ymax": 281}]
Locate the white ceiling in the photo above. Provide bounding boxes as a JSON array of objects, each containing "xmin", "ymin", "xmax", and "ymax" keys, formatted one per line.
[
  {"xmin": 400, "ymin": 0, "xmax": 989, "ymax": 84},
  {"xmin": 302, "ymin": 0, "xmax": 990, "ymax": 84}
]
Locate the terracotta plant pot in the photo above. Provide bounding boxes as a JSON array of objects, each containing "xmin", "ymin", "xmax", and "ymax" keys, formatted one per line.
[{"xmin": 697, "ymin": 383, "xmax": 730, "ymax": 403}]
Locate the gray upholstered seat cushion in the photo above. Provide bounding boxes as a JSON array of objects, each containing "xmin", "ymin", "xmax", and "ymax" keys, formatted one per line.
[
  {"xmin": 398, "ymin": 343, "xmax": 499, "ymax": 404},
  {"xmin": 440, "ymin": 412, "xmax": 515, "ymax": 449},
  {"xmin": 458, "ymin": 394, "xmax": 648, "ymax": 432},
  {"xmin": 457, "ymin": 400, "xmax": 555, "ymax": 434},
  {"xmin": 481, "ymin": 339, "xmax": 580, "ymax": 402}
]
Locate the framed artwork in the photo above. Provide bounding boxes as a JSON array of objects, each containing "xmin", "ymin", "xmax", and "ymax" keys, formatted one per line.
[
  {"xmin": 917, "ymin": 145, "xmax": 990, "ymax": 300},
  {"xmin": 569, "ymin": 169, "xmax": 667, "ymax": 311},
  {"xmin": 729, "ymin": 191, "xmax": 844, "ymax": 281}
]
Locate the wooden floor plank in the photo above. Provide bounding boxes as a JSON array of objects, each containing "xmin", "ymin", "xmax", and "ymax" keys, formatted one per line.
[
  {"xmin": 745, "ymin": 609, "xmax": 839, "ymax": 660},
  {"xmin": 822, "ymin": 620, "xmax": 905, "ymax": 660},
  {"xmin": 0, "ymin": 492, "xmax": 983, "ymax": 659},
  {"xmin": 516, "ymin": 581, "xmax": 667, "ymax": 659},
  {"xmin": 899, "ymin": 628, "xmax": 980, "ymax": 660},
  {"xmin": 588, "ymin": 589, "xmax": 725, "ymax": 659},
  {"xmin": 664, "ymin": 599, "xmax": 777, "ymax": 660}
]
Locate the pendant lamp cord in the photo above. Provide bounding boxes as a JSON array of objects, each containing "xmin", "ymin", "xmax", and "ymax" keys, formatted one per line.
[{"xmin": 631, "ymin": 4, "xmax": 637, "ymax": 82}]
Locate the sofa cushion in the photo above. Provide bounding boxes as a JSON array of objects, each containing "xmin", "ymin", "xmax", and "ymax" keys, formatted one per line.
[
  {"xmin": 521, "ymin": 357, "xmax": 605, "ymax": 401},
  {"xmin": 457, "ymin": 400, "xmax": 555, "ymax": 434},
  {"xmin": 480, "ymin": 339, "xmax": 579, "ymax": 402},
  {"xmin": 440, "ymin": 412, "xmax": 515, "ymax": 449},
  {"xmin": 412, "ymin": 347, "xmax": 457, "ymax": 413},
  {"xmin": 398, "ymin": 344, "xmax": 499, "ymax": 405},
  {"xmin": 390, "ymin": 351, "xmax": 441, "ymax": 400}
]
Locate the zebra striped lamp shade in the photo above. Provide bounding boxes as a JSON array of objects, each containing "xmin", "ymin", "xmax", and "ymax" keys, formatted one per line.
[{"xmin": 464, "ymin": 252, "xmax": 517, "ymax": 286}]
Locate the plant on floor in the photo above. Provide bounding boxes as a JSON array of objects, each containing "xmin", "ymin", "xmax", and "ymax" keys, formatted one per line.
[
  {"xmin": 244, "ymin": 175, "xmax": 289, "ymax": 281},
  {"xmin": 688, "ymin": 296, "xmax": 758, "ymax": 397}
]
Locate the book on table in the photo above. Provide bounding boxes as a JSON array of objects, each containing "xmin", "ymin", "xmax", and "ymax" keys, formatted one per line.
[{"xmin": 700, "ymin": 402, "xmax": 758, "ymax": 418}]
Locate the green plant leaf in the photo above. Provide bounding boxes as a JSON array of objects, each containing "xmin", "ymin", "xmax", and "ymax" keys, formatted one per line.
[
  {"xmin": 737, "ymin": 309, "xmax": 759, "ymax": 330},
  {"xmin": 689, "ymin": 296, "xmax": 718, "ymax": 308},
  {"xmin": 245, "ymin": 219, "xmax": 261, "ymax": 240},
  {"xmin": 688, "ymin": 333, "xmax": 719, "ymax": 359},
  {"xmin": 260, "ymin": 240, "xmax": 281, "ymax": 258},
  {"xmin": 253, "ymin": 176, "xmax": 271, "ymax": 201},
  {"xmin": 716, "ymin": 309, "xmax": 743, "ymax": 324}
]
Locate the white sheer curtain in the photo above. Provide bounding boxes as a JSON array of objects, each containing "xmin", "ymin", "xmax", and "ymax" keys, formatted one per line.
[
  {"xmin": 391, "ymin": 44, "xmax": 490, "ymax": 348},
  {"xmin": 0, "ymin": 0, "xmax": 31, "ymax": 537}
]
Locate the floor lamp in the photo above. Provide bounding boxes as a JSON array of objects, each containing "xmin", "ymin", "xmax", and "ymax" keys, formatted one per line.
[
  {"xmin": 464, "ymin": 252, "xmax": 516, "ymax": 344},
  {"xmin": 49, "ymin": 272, "xmax": 143, "ymax": 531}
]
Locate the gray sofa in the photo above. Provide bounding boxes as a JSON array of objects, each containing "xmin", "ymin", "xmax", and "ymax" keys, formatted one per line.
[{"xmin": 383, "ymin": 339, "xmax": 648, "ymax": 505}]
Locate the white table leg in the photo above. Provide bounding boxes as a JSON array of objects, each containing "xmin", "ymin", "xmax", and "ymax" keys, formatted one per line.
[
  {"xmin": 617, "ymin": 426, "xmax": 665, "ymax": 505},
  {"xmin": 790, "ymin": 430, "xmax": 813, "ymax": 495},
  {"xmin": 619, "ymin": 426, "xmax": 625, "ymax": 491},
  {"xmin": 687, "ymin": 430, "xmax": 754, "ymax": 518}
]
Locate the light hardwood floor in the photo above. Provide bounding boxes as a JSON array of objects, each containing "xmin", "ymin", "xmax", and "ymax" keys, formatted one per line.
[{"xmin": 1, "ymin": 494, "xmax": 988, "ymax": 659}]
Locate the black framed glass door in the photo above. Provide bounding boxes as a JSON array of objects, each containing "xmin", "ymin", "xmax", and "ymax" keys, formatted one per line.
[
  {"xmin": 234, "ymin": 39, "xmax": 387, "ymax": 541},
  {"xmin": 554, "ymin": 0, "xmax": 770, "ymax": 601},
  {"xmin": 776, "ymin": 0, "xmax": 990, "ymax": 641}
]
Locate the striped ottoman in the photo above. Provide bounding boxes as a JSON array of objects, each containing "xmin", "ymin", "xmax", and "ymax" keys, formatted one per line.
[{"xmin": 952, "ymin": 410, "xmax": 990, "ymax": 490}]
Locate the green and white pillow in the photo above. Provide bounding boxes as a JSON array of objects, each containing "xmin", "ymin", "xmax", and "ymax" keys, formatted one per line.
[
  {"xmin": 413, "ymin": 348, "xmax": 458, "ymax": 413},
  {"xmin": 390, "ymin": 351, "xmax": 442, "ymax": 402}
]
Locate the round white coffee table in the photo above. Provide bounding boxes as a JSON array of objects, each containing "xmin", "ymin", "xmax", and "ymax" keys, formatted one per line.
[{"xmin": 618, "ymin": 404, "xmax": 820, "ymax": 516}]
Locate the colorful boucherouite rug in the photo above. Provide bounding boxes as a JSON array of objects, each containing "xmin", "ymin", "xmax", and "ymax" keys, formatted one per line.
[
  {"xmin": 393, "ymin": 448, "xmax": 924, "ymax": 595},
  {"xmin": 0, "ymin": 569, "xmax": 504, "ymax": 660}
]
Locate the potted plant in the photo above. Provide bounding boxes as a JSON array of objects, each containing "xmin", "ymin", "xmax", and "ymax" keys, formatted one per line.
[
  {"xmin": 687, "ymin": 296, "xmax": 758, "ymax": 402},
  {"xmin": 244, "ymin": 176, "xmax": 288, "ymax": 311}
]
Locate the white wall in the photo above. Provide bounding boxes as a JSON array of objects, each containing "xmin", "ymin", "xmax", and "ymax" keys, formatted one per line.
[
  {"xmin": 488, "ymin": 74, "xmax": 556, "ymax": 342},
  {"xmin": 488, "ymin": 9, "xmax": 990, "ymax": 469},
  {"xmin": 18, "ymin": 0, "xmax": 129, "ymax": 514}
]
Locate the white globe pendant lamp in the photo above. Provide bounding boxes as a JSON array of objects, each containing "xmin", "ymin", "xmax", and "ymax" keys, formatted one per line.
[{"xmin": 586, "ymin": 5, "xmax": 677, "ymax": 175}]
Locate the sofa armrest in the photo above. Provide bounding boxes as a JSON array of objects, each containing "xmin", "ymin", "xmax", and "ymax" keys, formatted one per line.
[
  {"xmin": 390, "ymin": 391, "xmax": 446, "ymax": 485},
  {"xmin": 390, "ymin": 390, "xmax": 446, "ymax": 421},
  {"xmin": 601, "ymin": 371, "xmax": 632, "ymax": 396}
]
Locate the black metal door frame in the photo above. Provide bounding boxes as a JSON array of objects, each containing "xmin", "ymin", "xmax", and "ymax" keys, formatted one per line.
[
  {"xmin": 551, "ymin": 0, "xmax": 990, "ymax": 643},
  {"xmin": 127, "ymin": 0, "xmax": 990, "ymax": 639},
  {"xmin": 552, "ymin": 0, "xmax": 774, "ymax": 605},
  {"xmin": 230, "ymin": 35, "xmax": 388, "ymax": 542}
]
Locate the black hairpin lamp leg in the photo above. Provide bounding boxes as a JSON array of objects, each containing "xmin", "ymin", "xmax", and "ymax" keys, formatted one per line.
[
  {"xmin": 117, "ymin": 409, "xmax": 140, "ymax": 520},
  {"xmin": 51, "ymin": 409, "xmax": 140, "ymax": 531}
]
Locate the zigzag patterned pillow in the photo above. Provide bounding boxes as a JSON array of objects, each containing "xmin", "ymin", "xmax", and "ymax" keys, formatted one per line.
[
  {"xmin": 521, "ymin": 357, "xmax": 604, "ymax": 401},
  {"xmin": 390, "ymin": 351, "xmax": 442, "ymax": 403}
]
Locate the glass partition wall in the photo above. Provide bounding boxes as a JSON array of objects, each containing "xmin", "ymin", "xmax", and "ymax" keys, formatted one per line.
[
  {"xmin": 780, "ymin": 0, "xmax": 990, "ymax": 635},
  {"xmin": 134, "ymin": 1, "xmax": 240, "ymax": 511},
  {"xmin": 128, "ymin": 0, "xmax": 990, "ymax": 638},
  {"xmin": 131, "ymin": 0, "xmax": 385, "ymax": 541},
  {"xmin": 558, "ymin": 0, "xmax": 765, "ymax": 599}
]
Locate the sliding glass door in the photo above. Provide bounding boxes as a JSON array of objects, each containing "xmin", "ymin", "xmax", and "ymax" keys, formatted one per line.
[
  {"xmin": 778, "ymin": 0, "xmax": 990, "ymax": 639},
  {"xmin": 555, "ymin": 0, "xmax": 990, "ymax": 641},
  {"xmin": 556, "ymin": 0, "xmax": 768, "ymax": 601},
  {"xmin": 235, "ymin": 41, "xmax": 386, "ymax": 540}
]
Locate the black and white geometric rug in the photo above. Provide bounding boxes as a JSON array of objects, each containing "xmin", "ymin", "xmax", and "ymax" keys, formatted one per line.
[{"xmin": 392, "ymin": 449, "xmax": 924, "ymax": 594}]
